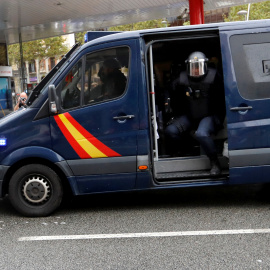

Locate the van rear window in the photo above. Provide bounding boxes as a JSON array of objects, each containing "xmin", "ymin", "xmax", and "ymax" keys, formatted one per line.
[{"xmin": 230, "ymin": 33, "xmax": 270, "ymax": 100}]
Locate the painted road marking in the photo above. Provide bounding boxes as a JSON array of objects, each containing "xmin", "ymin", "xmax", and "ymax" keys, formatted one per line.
[{"xmin": 18, "ymin": 228, "xmax": 270, "ymax": 241}]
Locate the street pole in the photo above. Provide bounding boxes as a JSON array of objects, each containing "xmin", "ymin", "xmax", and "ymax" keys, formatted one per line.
[
  {"xmin": 19, "ymin": 30, "xmax": 25, "ymax": 93},
  {"xmin": 247, "ymin": 3, "xmax": 251, "ymax": 21},
  {"xmin": 189, "ymin": 0, "xmax": 204, "ymax": 25}
]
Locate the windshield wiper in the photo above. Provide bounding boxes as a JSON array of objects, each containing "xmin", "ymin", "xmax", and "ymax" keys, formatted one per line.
[{"xmin": 27, "ymin": 43, "xmax": 80, "ymax": 106}]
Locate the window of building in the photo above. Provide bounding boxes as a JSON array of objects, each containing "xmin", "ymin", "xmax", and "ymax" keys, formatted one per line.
[
  {"xmin": 50, "ymin": 57, "xmax": 55, "ymax": 70},
  {"xmin": 28, "ymin": 60, "xmax": 36, "ymax": 73},
  {"xmin": 40, "ymin": 59, "xmax": 46, "ymax": 72}
]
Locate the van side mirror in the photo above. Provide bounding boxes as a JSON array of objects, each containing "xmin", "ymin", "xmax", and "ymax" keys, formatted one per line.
[{"xmin": 48, "ymin": 84, "xmax": 60, "ymax": 114}]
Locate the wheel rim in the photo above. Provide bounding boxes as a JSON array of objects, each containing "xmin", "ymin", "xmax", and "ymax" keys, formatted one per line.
[{"xmin": 22, "ymin": 175, "xmax": 51, "ymax": 204}]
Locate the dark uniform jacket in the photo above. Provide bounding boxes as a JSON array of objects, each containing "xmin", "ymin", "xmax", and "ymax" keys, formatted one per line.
[{"xmin": 168, "ymin": 67, "xmax": 226, "ymax": 129}]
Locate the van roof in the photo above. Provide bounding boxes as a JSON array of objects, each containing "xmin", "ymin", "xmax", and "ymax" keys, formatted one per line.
[{"xmin": 80, "ymin": 19, "xmax": 270, "ymax": 50}]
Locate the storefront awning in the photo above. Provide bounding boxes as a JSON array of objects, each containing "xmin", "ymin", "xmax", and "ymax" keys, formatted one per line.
[{"xmin": 0, "ymin": 0, "xmax": 267, "ymax": 44}]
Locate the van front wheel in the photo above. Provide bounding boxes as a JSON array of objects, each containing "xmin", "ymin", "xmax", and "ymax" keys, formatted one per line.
[{"xmin": 8, "ymin": 164, "xmax": 63, "ymax": 217}]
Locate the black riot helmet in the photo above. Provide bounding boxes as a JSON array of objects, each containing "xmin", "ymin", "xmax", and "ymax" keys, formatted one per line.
[{"xmin": 185, "ymin": 51, "xmax": 208, "ymax": 78}]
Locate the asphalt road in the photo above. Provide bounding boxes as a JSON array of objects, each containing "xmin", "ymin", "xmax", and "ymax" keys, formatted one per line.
[{"xmin": 0, "ymin": 184, "xmax": 270, "ymax": 270}]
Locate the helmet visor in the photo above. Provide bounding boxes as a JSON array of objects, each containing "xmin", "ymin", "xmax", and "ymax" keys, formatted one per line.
[{"xmin": 187, "ymin": 59, "xmax": 207, "ymax": 77}]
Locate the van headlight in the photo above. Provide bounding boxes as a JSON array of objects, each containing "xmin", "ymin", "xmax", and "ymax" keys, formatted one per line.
[{"xmin": 0, "ymin": 138, "xmax": 7, "ymax": 146}]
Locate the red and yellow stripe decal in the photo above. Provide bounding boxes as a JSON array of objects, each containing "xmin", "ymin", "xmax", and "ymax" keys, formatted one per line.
[{"xmin": 54, "ymin": 112, "xmax": 121, "ymax": 159}]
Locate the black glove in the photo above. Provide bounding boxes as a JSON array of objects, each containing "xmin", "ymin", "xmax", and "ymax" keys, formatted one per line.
[{"xmin": 164, "ymin": 98, "xmax": 172, "ymax": 114}]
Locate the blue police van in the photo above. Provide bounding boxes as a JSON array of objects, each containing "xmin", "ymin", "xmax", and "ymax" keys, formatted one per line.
[{"xmin": 1, "ymin": 19, "xmax": 270, "ymax": 216}]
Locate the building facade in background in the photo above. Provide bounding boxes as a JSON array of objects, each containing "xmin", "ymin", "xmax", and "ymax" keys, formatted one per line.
[
  {"xmin": 12, "ymin": 34, "xmax": 75, "ymax": 94},
  {"xmin": 0, "ymin": 43, "xmax": 13, "ymax": 117}
]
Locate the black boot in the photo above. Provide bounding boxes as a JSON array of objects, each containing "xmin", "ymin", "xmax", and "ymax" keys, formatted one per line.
[{"xmin": 210, "ymin": 156, "xmax": 221, "ymax": 176}]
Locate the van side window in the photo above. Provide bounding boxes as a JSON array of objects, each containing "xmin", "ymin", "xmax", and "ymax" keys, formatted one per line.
[
  {"xmin": 230, "ymin": 33, "xmax": 270, "ymax": 100},
  {"xmin": 60, "ymin": 60, "xmax": 83, "ymax": 109},
  {"xmin": 83, "ymin": 47, "xmax": 129, "ymax": 105}
]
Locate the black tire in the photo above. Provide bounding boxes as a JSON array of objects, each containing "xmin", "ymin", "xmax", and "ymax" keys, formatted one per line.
[{"xmin": 8, "ymin": 164, "xmax": 63, "ymax": 217}]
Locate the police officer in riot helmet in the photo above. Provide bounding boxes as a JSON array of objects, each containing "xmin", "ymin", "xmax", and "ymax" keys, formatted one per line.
[{"xmin": 165, "ymin": 51, "xmax": 225, "ymax": 176}]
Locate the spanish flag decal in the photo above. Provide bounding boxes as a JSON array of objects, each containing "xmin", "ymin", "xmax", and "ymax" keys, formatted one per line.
[{"xmin": 54, "ymin": 112, "xmax": 121, "ymax": 159}]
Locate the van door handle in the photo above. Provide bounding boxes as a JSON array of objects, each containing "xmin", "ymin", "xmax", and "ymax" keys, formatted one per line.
[
  {"xmin": 113, "ymin": 115, "xmax": 135, "ymax": 120},
  {"xmin": 230, "ymin": 106, "xmax": 253, "ymax": 111}
]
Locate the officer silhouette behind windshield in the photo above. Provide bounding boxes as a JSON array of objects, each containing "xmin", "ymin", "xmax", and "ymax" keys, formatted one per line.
[
  {"xmin": 165, "ymin": 51, "xmax": 225, "ymax": 176},
  {"xmin": 101, "ymin": 58, "xmax": 126, "ymax": 100},
  {"xmin": 89, "ymin": 58, "xmax": 127, "ymax": 103}
]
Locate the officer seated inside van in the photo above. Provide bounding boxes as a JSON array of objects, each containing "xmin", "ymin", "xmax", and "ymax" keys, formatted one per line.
[
  {"xmin": 99, "ymin": 58, "xmax": 126, "ymax": 100},
  {"xmin": 164, "ymin": 51, "xmax": 226, "ymax": 176}
]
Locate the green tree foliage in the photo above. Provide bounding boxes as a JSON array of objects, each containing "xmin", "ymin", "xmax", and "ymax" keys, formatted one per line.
[
  {"xmin": 44, "ymin": 37, "xmax": 68, "ymax": 57},
  {"xmin": 224, "ymin": 1, "xmax": 270, "ymax": 22},
  {"xmin": 7, "ymin": 44, "xmax": 20, "ymax": 66},
  {"xmin": 8, "ymin": 36, "xmax": 69, "ymax": 66},
  {"xmin": 74, "ymin": 32, "xmax": 87, "ymax": 45},
  {"xmin": 108, "ymin": 19, "xmax": 169, "ymax": 31}
]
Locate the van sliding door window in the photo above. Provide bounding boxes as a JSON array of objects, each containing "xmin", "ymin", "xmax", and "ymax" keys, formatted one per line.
[
  {"xmin": 83, "ymin": 47, "xmax": 129, "ymax": 105},
  {"xmin": 230, "ymin": 33, "xmax": 270, "ymax": 100},
  {"xmin": 59, "ymin": 60, "xmax": 83, "ymax": 109}
]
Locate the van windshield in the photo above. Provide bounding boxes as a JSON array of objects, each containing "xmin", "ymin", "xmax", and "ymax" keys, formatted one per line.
[{"xmin": 26, "ymin": 43, "xmax": 80, "ymax": 106}]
